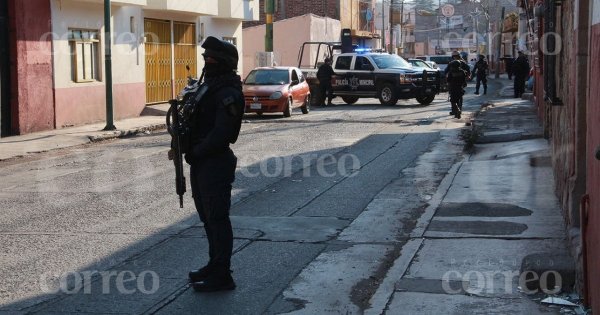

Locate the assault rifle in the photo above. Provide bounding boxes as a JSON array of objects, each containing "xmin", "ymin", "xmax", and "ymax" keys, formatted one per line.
[
  {"xmin": 167, "ymin": 66, "xmax": 207, "ymax": 208},
  {"xmin": 167, "ymin": 98, "xmax": 187, "ymax": 208}
]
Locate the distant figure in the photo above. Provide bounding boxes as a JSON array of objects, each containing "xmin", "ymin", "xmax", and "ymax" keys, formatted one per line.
[
  {"xmin": 503, "ymin": 55, "xmax": 514, "ymax": 80},
  {"xmin": 446, "ymin": 51, "xmax": 469, "ymax": 119},
  {"xmin": 513, "ymin": 51, "xmax": 530, "ymax": 98},
  {"xmin": 316, "ymin": 57, "xmax": 335, "ymax": 106},
  {"xmin": 472, "ymin": 55, "xmax": 489, "ymax": 95}
]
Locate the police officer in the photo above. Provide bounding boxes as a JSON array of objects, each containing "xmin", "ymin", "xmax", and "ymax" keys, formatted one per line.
[
  {"xmin": 185, "ymin": 36, "xmax": 244, "ymax": 292},
  {"xmin": 472, "ymin": 55, "xmax": 488, "ymax": 95},
  {"xmin": 316, "ymin": 57, "xmax": 335, "ymax": 106},
  {"xmin": 445, "ymin": 51, "xmax": 470, "ymax": 118},
  {"xmin": 513, "ymin": 50, "xmax": 530, "ymax": 98}
]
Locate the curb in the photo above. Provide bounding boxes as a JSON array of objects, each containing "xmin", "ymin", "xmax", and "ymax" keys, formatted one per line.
[{"xmin": 88, "ymin": 123, "xmax": 167, "ymax": 142}]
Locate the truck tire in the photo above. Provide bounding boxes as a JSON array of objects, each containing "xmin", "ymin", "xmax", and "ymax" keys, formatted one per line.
[
  {"xmin": 378, "ymin": 83, "xmax": 398, "ymax": 106},
  {"xmin": 341, "ymin": 96, "xmax": 359, "ymax": 104},
  {"xmin": 416, "ymin": 94, "xmax": 435, "ymax": 105}
]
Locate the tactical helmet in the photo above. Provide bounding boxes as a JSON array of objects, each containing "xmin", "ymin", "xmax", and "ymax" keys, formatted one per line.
[
  {"xmin": 201, "ymin": 36, "xmax": 239, "ymax": 70},
  {"xmin": 451, "ymin": 51, "xmax": 460, "ymax": 57}
]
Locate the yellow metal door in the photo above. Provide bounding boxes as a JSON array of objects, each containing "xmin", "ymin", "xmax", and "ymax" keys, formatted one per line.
[
  {"xmin": 173, "ymin": 22, "xmax": 197, "ymax": 94},
  {"xmin": 145, "ymin": 19, "xmax": 172, "ymax": 104}
]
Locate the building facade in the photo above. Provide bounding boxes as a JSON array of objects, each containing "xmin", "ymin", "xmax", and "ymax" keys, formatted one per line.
[
  {"xmin": 519, "ymin": 0, "xmax": 600, "ymax": 311},
  {"xmin": 1, "ymin": 0, "xmax": 258, "ymax": 136}
]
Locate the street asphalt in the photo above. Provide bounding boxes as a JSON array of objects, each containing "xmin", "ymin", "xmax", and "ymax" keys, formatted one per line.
[{"xmin": 0, "ymin": 77, "xmax": 578, "ymax": 314}]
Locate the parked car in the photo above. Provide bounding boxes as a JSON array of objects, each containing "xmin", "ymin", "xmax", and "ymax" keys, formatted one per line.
[
  {"xmin": 242, "ymin": 67, "xmax": 311, "ymax": 117},
  {"xmin": 415, "ymin": 55, "xmax": 453, "ymax": 71},
  {"xmin": 407, "ymin": 58, "xmax": 447, "ymax": 92},
  {"xmin": 407, "ymin": 58, "xmax": 433, "ymax": 69}
]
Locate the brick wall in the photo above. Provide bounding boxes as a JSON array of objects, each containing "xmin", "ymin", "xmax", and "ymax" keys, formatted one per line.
[{"xmin": 243, "ymin": 0, "xmax": 339, "ymax": 28}]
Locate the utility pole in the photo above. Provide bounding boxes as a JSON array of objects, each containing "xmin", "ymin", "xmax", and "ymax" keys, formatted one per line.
[
  {"xmin": 103, "ymin": 0, "xmax": 115, "ymax": 131},
  {"xmin": 381, "ymin": 0, "xmax": 386, "ymax": 51},
  {"xmin": 389, "ymin": 0, "xmax": 394, "ymax": 53},
  {"xmin": 437, "ymin": 0, "xmax": 441, "ymax": 54},
  {"xmin": 265, "ymin": 0, "xmax": 274, "ymax": 52},
  {"xmin": 399, "ymin": 0, "xmax": 404, "ymax": 55},
  {"xmin": 495, "ymin": 6, "xmax": 504, "ymax": 78}
]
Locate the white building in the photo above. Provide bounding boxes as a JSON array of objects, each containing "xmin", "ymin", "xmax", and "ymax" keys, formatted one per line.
[{"xmin": 49, "ymin": 0, "xmax": 258, "ymax": 128}]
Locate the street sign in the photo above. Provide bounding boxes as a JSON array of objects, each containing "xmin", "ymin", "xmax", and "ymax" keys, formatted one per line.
[{"xmin": 441, "ymin": 4, "xmax": 455, "ymax": 17}]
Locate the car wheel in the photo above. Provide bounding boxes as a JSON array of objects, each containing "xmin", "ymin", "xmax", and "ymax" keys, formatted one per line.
[
  {"xmin": 301, "ymin": 95, "xmax": 310, "ymax": 114},
  {"xmin": 341, "ymin": 96, "xmax": 359, "ymax": 104},
  {"xmin": 378, "ymin": 83, "xmax": 398, "ymax": 106},
  {"xmin": 416, "ymin": 94, "xmax": 435, "ymax": 105},
  {"xmin": 283, "ymin": 98, "xmax": 293, "ymax": 117}
]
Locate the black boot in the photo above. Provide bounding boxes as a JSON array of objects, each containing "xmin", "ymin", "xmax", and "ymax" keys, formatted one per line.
[
  {"xmin": 474, "ymin": 90, "xmax": 479, "ymax": 95},
  {"xmin": 189, "ymin": 264, "xmax": 213, "ymax": 283},
  {"xmin": 192, "ymin": 269, "xmax": 236, "ymax": 292}
]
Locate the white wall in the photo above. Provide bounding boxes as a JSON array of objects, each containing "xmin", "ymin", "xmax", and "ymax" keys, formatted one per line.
[
  {"xmin": 198, "ymin": 16, "xmax": 243, "ymax": 76},
  {"xmin": 50, "ymin": 0, "xmax": 144, "ymax": 88},
  {"xmin": 242, "ymin": 14, "xmax": 341, "ymax": 78}
]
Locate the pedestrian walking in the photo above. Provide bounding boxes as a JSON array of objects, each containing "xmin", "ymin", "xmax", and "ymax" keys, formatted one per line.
[
  {"xmin": 472, "ymin": 55, "xmax": 488, "ymax": 95},
  {"xmin": 513, "ymin": 51, "xmax": 530, "ymax": 98},
  {"xmin": 316, "ymin": 57, "xmax": 335, "ymax": 106},
  {"xmin": 184, "ymin": 36, "xmax": 244, "ymax": 292},
  {"xmin": 446, "ymin": 51, "xmax": 469, "ymax": 119},
  {"xmin": 503, "ymin": 55, "xmax": 514, "ymax": 80}
]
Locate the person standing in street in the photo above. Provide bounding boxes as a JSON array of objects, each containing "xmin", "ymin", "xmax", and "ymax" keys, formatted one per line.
[
  {"xmin": 184, "ymin": 36, "xmax": 244, "ymax": 292},
  {"xmin": 445, "ymin": 51, "xmax": 469, "ymax": 119},
  {"xmin": 504, "ymin": 55, "xmax": 514, "ymax": 80},
  {"xmin": 316, "ymin": 57, "xmax": 335, "ymax": 106},
  {"xmin": 513, "ymin": 50, "xmax": 530, "ymax": 98},
  {"xmin": 472, "ymin": 55, "xmax": 489, "ymax": 95}
]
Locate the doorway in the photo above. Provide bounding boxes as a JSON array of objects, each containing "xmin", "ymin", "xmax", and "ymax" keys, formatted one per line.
[{"xmin": 144, "ymin": 19, "xmax": 196, "ymax": 104}]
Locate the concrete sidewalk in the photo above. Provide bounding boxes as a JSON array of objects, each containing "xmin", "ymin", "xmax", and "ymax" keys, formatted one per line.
[
  {"xmin": 0, "ymin": 104, "xmax": 169, "ymax": 161},
  {"xmin": 0, "ymin": 78, "xmax": 581, "ymax": 313},
  {"xmin": 372, "ymin": 90, "xmax": 581, "ymax": 314}
]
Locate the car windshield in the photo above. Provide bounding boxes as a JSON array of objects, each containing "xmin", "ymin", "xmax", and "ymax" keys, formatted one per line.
[
  {"xmin": 244, "ymin": 69, "xmax": 290, "ymax": 85},
  {"xmin": 409, "ymin": 60, "xmax": 431, "ymax": 68},
  {"xmin": 429, "ymin": 56, "xmax": 453, "ymax": 65},
  {"xmin": 370, "ymin": 54, "xmax": 411, "ymax": 69}
]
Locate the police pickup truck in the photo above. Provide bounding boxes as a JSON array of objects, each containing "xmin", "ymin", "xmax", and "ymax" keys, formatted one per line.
[{"xmin": 298, "ymin": 43, "xmax": 441, "ymax": 106}]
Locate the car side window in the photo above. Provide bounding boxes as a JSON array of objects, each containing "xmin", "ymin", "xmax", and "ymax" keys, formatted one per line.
[
  {"xmin": 335, "ymin": 56, "xmax": 352, "ymax": 70},
  {"xmin": 354, "ymin": 56, "xmax": 372, "ymax": 70},
  {"xmin": 297, "ymin": 70, "xmax": 305, "ymax": 82},
  {"xmin": 291, "ymin": 70, "xmax": 299, "ymax": 82}
]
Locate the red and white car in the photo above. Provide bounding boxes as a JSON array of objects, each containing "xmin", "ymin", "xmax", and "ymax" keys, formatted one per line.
[{"xmin": 242, "ymin": 67, "xmax": 311, "ymax": 117}]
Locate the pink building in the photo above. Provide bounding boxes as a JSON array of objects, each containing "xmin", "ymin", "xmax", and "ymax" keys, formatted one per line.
[{"xmin": 1, "ymin": 0, "xmax": 258, "ymax": 136}]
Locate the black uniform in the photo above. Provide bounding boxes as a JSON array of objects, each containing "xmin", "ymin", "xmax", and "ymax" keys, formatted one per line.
[
  {"xmin": 316, "ymin": 60, "xmax": 335, "ymax": 106},
  {"xmin": 472, "ymin": 57, "xmax": 488, "ymax": 94},
  {"xmin": 513, "ymin": 54, "xmax": 530, "ymax": 98},
  {"xmin": 504, "ymin": 56, "xmax": 514, "ymax": 80},
  {"xmin": 445, "ymin": 58, "xmax": 470, "ymax": 118},
  {"xmin": 186, "ymin": 36, "xmax": 244, "ymax": 292}
]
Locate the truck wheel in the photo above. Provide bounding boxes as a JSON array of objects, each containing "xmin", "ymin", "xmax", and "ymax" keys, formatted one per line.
[
  {"xmin": 283, "ymin": 98, "xmax": 293, "ymax": 117},
  {"xmin": 341, "ymin": 96, "xmax": 359, "ymax": 104},
  {"xmin": 416, "ymin": 94, "xmax": 435, "ymax": 105},
  {"xmin": 301, "ymin": 95, "xmax": 310, "ymax": 114},
  {"xmin": 378, "ymin": 83, "xmax": 398, "ymax": 106}
]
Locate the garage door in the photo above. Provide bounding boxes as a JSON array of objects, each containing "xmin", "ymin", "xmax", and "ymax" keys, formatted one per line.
[
  {"xmin": 144, "ymin": 19, "xmax": 197, "ymax": 104},
  {"xmin": 145, "ymin": 19, "xmax": 172, "ymax": 104}
]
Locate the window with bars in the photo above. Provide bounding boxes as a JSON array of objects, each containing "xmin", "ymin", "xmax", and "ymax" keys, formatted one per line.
[{"xmin": 69, "ymin": 29, "xmax": 100, "ymax": 83}]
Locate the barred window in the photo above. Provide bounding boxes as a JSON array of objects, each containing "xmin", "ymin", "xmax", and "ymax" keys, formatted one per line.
[{"xmin": 69, "ymin": 29, "xmax": 100, "ymax": 82}]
